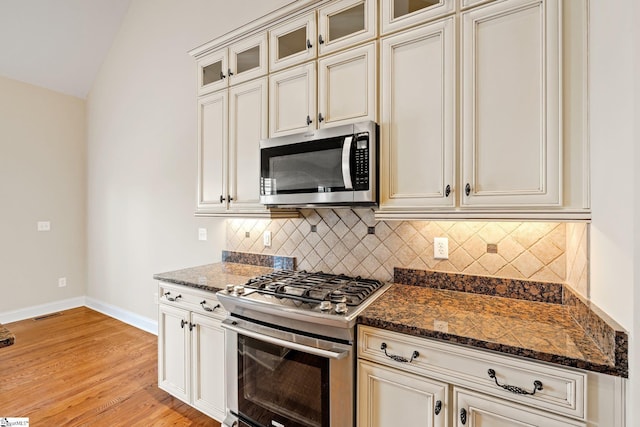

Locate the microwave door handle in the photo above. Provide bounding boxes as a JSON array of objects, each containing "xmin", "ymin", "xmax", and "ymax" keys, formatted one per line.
[{"xmin": 342, "ymin": 136, "xmax": 354, "ymax": 190}]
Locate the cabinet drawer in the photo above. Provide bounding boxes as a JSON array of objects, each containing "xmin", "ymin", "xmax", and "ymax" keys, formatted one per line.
[
  {"xmin": 159, "ymin": 282, "xmax": 227, "ymax": 319},
  {"xmin": 358, "ymin": 326, "xmax": 586, "ymax": 420}
]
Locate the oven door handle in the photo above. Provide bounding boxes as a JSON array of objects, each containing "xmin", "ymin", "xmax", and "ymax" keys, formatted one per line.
[
  {"xmin": 341, "ymin": 136, "xmax": 353, "ymax": 190},
  {"xmin": 221, "ymin": 320, "xmax": 349, "ymax": 360}
]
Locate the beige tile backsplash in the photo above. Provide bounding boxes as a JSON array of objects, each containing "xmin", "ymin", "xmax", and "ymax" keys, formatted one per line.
[{"xmin": 226, "ymin": 209, "xmax": 589, "ymax": 294}]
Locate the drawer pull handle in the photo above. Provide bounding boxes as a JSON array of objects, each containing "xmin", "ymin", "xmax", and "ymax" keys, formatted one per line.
[
  {"xmin": 460, "ymin": 408, "xmax": 467, "ymax": 425},
  {"xmin": 200, "ymin": 300, "xmax": 220, "ymax": 312},
  {"xmin": 434, "ymin": 400, "xmax": 442, "ymax": 415},
  {"xmin": 380, "ymin": 342, "xmax": 419, "ymax": 363},
  {"xmin": 488, "ymin": 368, "xmax": 543, "ymax": 395},
  {"xmin": 164, "ymin": 292, "xmax": 182, "ymax": 302}
]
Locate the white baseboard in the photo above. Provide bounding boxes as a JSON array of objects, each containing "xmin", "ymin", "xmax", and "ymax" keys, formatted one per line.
[
  {"xmin": 85, "ymin": 297, "xmax": 158, "ymax": 336},
  {"xmin": 0, "ymin": 297, "xmax": 85, "ymax": 324},
  {"xmin": 0, "ymin": 297, "xmax": 158, "ymax": 336}
]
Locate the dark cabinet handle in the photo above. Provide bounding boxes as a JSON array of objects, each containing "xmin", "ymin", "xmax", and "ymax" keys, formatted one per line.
[
  {"xmin": 465, "ymin": 183, "xmax": 471, "ymax": 196},
  {"xmin": 189, "ymin": 322, "xmax": 195, "ymax": 331},
  {"xmin": 180, "ymin": 319, "xmax": 187, "ymax": 329},
  {"xmin": 460, "ymin": 408, "xmax": 467, "ymax": 425},
  {"xmin": 488, "ymin": 369, "xmax": 543, "ymax": 396},
  {"xmin": 445, "ymin": 184, "xmax": 451, "ymax": 197},
  {"xmin": 306, "ymin": 39, "xmax": 312, "ymax": 49},
  {"xmin": 318, "ymin": 113, "xmax": 324, "ymax": 123},
  {"xmin": 219, "ymin": 71, "xmax": 226, "ymax": 80},
  {"xmin": 434, "ymin": 400, "xmax": 442, "ymax": 415},
  {"xmin": 227, "ymin": 196, "xmax": 233, "ymax": 202},
  {"xmin": 228, "ymin": 68, "xmax": 234, "ymax": 76},
  {"xmin": 380, "ymin": 342, "xmax": 419, "ymax": 363},
  {"xmin": 319, "ymin": 34, "xmax": 324, "ymax": 44},
  {"xmin": 220, "ymin": 195, "xmax": 225, "ymax": 203},
  {"xmin": 306, "ymin": 115, "xmax": 312, "ymax": 126},
  {"xmin": 201, "ymin": 300, "xmax": 220, "ymax": 312},
  {"xmin": 164, "ymin": 292, "xmax": 182, "ymax": 302}
]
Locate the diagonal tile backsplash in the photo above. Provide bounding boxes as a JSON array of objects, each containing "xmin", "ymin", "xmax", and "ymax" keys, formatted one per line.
[{"xmin": 226, "ymin": 209, "xmax": 588, "ymax": 294}]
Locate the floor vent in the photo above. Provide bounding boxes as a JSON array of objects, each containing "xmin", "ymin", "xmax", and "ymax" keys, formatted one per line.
[{"xmin": 33, "ymin": 312, "xmax": 62, "ymax": 321}]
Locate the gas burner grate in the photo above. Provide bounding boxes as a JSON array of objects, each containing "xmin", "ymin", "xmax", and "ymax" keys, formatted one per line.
[{"xmin": 244, "ymin": 270, "xmax": 384, "ymax": 306}]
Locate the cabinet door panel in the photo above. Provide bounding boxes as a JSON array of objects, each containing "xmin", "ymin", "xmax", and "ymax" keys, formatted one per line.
[
  {"xmin": 158, "ymin": 304, "xmax": 190, "ymax": 403},
  {"xmin": 229, "ymin": 78, "xmax": 268, "ymax": 210},
  {"xmin": 358, "ymin": 360, "xmax": 447, "ymax": 427},
  {"xmin": 318, "ymin": 0, "xmax": 376, "ymax": 55},
  {"xmin": 229, "ymin": 33, "xmax": 268, "ymax": 86},
  {"xmin": 382, "ymin": 0, "xmax": 455, "ymax": 35},
  {"xmin": 454, "ymin": 388, "xmax": 586, "ymax": 427},
  {"xmin": 380, "ymin": 19, "xmax": 455, "ymax": 209},
  {"xmin": 191, "ymin": 313, "xmax": 226, "ymax": 421},
  {"xmin": 269, "ymin": 12, "xmax": 317, "ymax": 71},
  {"xmin": 197, "ymin": 49, "xmax": 228, "ymax": 96},
  {"xmin": 461, "ymin": 0, "xmax": 561, "ymax": 207},
  {"xmin": 318, "ymin": 42, "xmax": 377, "ymax": 128},
  {"xmin": 269, "ymin": 62, "xmax": 316, "ymax": 137},
  {"xmin": 197, "ymin": 91, "xmax": 228, "ymax": 213}
]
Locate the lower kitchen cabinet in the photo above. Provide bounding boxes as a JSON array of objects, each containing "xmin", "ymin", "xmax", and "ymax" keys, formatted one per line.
[
  {"xmin": 357, "ymin": 326, "xmax": 625, "ymax": 427},
  {"xmin": 358, "ymin": 360, "xmax": 448, "ymax": 427},
  {"xmin": 158, "ymin": 283, "xmax": 227, "ymax": 421}
]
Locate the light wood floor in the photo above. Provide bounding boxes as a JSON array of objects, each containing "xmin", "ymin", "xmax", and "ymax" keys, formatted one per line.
[{"xmin": 0, "ymin": 307, "xmax": 221, "ymax": 427}]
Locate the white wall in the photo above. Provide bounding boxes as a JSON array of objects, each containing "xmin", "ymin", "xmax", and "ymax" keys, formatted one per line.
[
  {"xmin": 0, "ymin": 76, "xmax": 86, "ymax": 320},
  {"xmin": 589, "ymin": 0, "xmax": 637, "ymax": 425},
  {"xmin": 85, "ymin": 0, "xmax": 294, "ymax": 323}
]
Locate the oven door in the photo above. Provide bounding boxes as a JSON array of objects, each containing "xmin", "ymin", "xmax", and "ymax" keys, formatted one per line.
[{"xmin": 222, "ymin": 318, "xmax": 354, "ymax": 427}]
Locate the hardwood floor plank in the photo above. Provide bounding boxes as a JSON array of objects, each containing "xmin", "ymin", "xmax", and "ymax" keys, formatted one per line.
[{"xmin": 0, "ymin": 307, "xmax": 220, "ymax": 426}]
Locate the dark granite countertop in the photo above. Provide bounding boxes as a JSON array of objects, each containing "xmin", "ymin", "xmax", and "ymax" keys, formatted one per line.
[
  {"xmin": 153, "ymin": 262, "xmax": 275, "ymax": 292},
  {"xmin": 359, "ymin": 281, "xmax": 628, "ymax": 377},
  {"xmin": 0, "ymin": 324, "xmax": 15, "ymax": 348}
]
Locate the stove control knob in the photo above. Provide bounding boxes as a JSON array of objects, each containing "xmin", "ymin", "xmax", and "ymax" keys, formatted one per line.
[
  {"xmin": 233, "ymin": 285, "xmax": 245, "ymax": 295},
  {"xmin": 319, "ymin": 301, "xmax": 332, "ymax": 311},
  {"xmin": 335, "ymin": 302, "xmax": 348, "ymax": 314},
  {"xmin": 225, "ymin": 284, "xmax": 235, "ymax": 293}
]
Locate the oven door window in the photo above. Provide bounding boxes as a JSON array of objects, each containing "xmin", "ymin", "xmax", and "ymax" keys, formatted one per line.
[{"xmin": 238, "ymin": 334, "xmax": 329, "ymax": 427}]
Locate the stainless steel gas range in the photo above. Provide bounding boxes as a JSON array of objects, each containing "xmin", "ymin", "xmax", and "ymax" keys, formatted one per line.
[{"xmin": 217, "ymin": 270, "xmax": 390, "ymax": 427}]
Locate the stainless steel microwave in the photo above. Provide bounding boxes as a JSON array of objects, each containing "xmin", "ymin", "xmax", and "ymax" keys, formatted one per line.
[{"xmin": 259, "ymin": 121, "xmax": 378, "ymax": 207}]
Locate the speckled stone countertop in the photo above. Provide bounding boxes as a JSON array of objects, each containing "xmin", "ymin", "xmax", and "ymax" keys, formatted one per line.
[
  {"xmin": 0, "ymin": 324, "xmax": 15, "ymax": 348},
  {"xmin": 359, "ymin": 280, "xmax": 628, "ymax": 377},
  {"xmin": 153, "ymin": 262, "xmax": 275, "ymax": 292}
]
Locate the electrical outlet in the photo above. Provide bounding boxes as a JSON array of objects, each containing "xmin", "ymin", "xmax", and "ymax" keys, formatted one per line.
[
  {"xmin": 263, "ymin": 230, "xmax": 272, "ymax": 247},
  {"xmin": 198, "ymin": 228, "xmax": 207, "ymax": 241},
  {"xmin": 434, "ymin": 320, "xmax": 449, "ymax": 333},
  {"xmin": 434, "ymin": 237, "xmax": 449, "ymax": 260},
  {"xmin": 58, "ymin": 277, "xmax": 67, "ymax": 287},
  {"xmin": 37, "ymin": 221, "xmax": 51, "ymax": 232}
]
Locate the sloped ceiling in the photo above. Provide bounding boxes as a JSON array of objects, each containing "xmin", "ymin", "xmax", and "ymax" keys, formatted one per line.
[{"xmin": 0, "ymin": 0, "xmax": 131, "ymax": 99}]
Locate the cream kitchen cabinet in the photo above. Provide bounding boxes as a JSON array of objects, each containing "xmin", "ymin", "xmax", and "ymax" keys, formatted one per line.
[
  {"xmin": 196, "ymin": 33, "xmax": 268, "ymax": 96},
  {"xmin": 358, "ymin": 326, "xmax": 625, "ymax": 427},
  {"xmin": 460, "ymin": 0, "xmax": 561, "ymax": 208},
  {"xmin": 358, "ymin": 359, "xmax": 448, "ymax": 427},
  {"xmin": 158, "ymin": 283, "xmax": 227, "ymax": 421},
  {"xmin": 269, "ymin": 41, "xmax": 377, "ymax": 137},
  {"xmin": 269, "ymin": 12, "xmax": 317, "ymax": 72},
  {"xmin": 379, "ymin": 18, "xmax": 455, "ymax": 211},
  {"xmin": 381, "ymin": 0, "xmax": 455, "ymax": 35},
  {"xmin": 197, "ymin": 78, "xmax": 293, "ymax": 217},
  {"xmin": 317, "ymin": 0, "xmax": 377, "ymax": 56}
]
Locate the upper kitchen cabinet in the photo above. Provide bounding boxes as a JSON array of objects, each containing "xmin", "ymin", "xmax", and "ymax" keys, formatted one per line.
[
  {"xmin": 381, "ymin": 0, "xmax": 455, "ymax": 35},
  {"xmin": 269, "ymin": 12, "xmax": 317, "ymax": 71},
  {"xmin": 379, "ymin": 18, "xmax": 455, "ymax": 211},
  {"xmin": 460, "ymin": 0, "xmax": 561, "ymax": 208},
  {"xmin": 196, "ymin": 33, "xmax": 268, "ymax": 96},
  {"xmin": 317, "ymin": 0, "xmax": 377, "ymax": 55},
  {"xmin": 318, "ymin": 41, "xmax": 377, "ymax": 128},
  {"xmin": 269, "ymin": 41, "xmax": 377, "ymax": 138}
]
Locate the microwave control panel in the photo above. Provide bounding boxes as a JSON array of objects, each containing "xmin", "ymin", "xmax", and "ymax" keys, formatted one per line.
[{"xmin": 353, "ymin": 133, "xmax": 369, "ymax": 190}]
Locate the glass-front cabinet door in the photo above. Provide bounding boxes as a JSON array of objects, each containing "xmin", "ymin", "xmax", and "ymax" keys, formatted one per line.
[
  {"xmin": 228, "ymin": 33, "xmax": 268, "ymax": 86},
  {"xmin": 197, "ymin": 49, "xmax": 228, "ymax": 96},
  {"xmin": 381, "ymin": 0, "xmax": 455, "ymax": 34},
  {"xmin": 318, "ymin": 0, "xmax": 376, "ymax": 55},
  {"xmin": 269, "ymin": 12, "xmax": 317, "ymax": 71}
]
